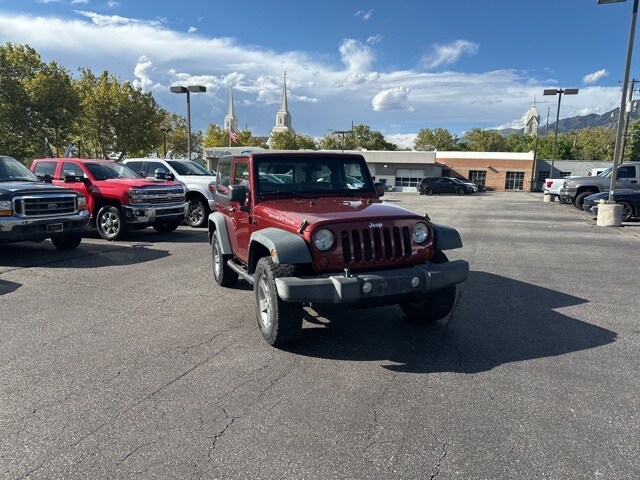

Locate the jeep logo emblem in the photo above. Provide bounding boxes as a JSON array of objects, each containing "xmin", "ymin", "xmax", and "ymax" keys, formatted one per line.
[{"xmin": 369, "ymin": 222, "xmax": 383, "ymax": 229}]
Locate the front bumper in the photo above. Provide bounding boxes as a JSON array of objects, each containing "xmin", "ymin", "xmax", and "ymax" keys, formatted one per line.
[
  {"xmin": 0, "ymin": 210, "xmax": 90, "ymax": 241},
  {"xmin": 122, "ymin": 202, "xmax": 188, "ymax": 225},
  {"xmin": 275, "ymin": 260, "xmax": 469, "ymax": 303},
  {"xmin": 558, "ymin": 187, "xmax": 576, "ymax": 201}
]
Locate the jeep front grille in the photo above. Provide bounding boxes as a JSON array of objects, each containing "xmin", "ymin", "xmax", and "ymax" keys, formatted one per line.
[
  {"xmin": 341, "ymin": 226, "xmax": 411, "ymax": 263},
  {"xmin": 13, "ymin": 194, "xmax": 78, "ymax": 217}
]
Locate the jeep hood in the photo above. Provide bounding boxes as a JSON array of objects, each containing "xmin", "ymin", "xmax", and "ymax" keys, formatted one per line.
[{"xmin": 256, "ymin": 197, "xmax": 422, "ymax": 230}]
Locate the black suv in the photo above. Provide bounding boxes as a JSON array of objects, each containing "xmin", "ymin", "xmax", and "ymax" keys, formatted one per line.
[{"xmin": 418, "ymin": 177, "xmax": 473, "ymax": 195}]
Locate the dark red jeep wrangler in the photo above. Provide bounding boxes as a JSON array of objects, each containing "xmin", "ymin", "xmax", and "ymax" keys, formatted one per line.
[{"xmin": 208, "ymin": 151, "xmax": 468, "ymax": 346}]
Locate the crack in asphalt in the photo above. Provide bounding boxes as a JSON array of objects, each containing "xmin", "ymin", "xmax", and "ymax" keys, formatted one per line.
[{"xmin": 429, "ymin": 442, "xmax": 448, "ymax": 479}]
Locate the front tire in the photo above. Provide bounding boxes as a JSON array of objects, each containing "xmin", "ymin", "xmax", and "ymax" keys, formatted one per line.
[
  {"xmin": 212, "ymin": 231, "xmax": 238, "ymax": 287},
  {"xmin": 185, "ymin": 198, "xmax": 208, "ymax": 228},
  {"xmin": 254, "ymin": 257, "xmax": 303, "ymax": 347},
  {"xmin": 574, "ymin": 191, "xmax": 595, "ymax": 210},
  {"xmin": 400, "ymin": 250, "xmax": 456, "ymax": 324},
  {"xmin": 153, "ymin": 223, "xmax": 180, "ymax": 233},
  {"xmin": 455, "ymin": 187, "xmax": 465, "ymax": 196},
  {"xmin": 51, "ymin": 232, "xmax": 83, "ymax": 250},
  {"xmin": 619, "ymin": 201, "xmax": 634, "ymax": 221},
  {"xmin": 96, "ymin": 205, "xmax": 127, "ymax": 240},
  {"xmin": 424, "ymin": 187, "xmax": 434, "ymax": 196}
]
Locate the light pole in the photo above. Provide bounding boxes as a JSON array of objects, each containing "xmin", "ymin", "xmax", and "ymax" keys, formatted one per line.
[
  {"xmin": 599, "ymin": 0, "xmax": 638, "ymax": 202},
  {"xmin": 160, "ymin": 127, "xmax": 171, "ymax": 158},
  {"xmin": 543, "ymin": 88, "xmax": 579, "ymax": 179},
  {"xmin": 170, "ymin": 85, "xmax": 206, "ymax": 159}
]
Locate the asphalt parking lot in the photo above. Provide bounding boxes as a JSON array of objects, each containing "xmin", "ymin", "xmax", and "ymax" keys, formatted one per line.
[{"xmin": 1, "ymin": 191, "xmax": 639, "ymax": 479}]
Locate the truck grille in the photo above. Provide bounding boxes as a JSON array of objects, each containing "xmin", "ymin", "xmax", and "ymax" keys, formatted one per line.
[
  {"xmin": 341, "ymin": 226, "xmax": 411, "ymax": 264},
  {"xmin": 13, "ymin": 194, "xmax": 78, "ymax": 217},
  {"xmin": 137, "ymin": 187, "xmax": 185, "ymax": 204}
]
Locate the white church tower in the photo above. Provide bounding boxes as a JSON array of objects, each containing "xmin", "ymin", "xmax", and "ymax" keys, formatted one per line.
[
  {"xmin": 524, "ymin": 98, "xmax": 540, "ymax": 136},
  {"xmin": 271, "ymin": 71, "xmax": 294, "ymax": 136},
  {"xmin": 223, "ymin": 87, "xmax": 238, "ymax": 134}
]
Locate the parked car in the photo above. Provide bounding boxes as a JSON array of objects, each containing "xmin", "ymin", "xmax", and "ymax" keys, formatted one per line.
[
  {"xmin": 1, "ymin": 155, "xmax": 90, "ymax": 249},
  {"xmin": 123, "ymin": 158, "xmax": 216, "ymax": 228},
  {"xmin": 30, "ymin": 158, "xmax": 187, "ymax": 240},
  {"xmin": 449, "ymin": 177, "xmax": 479, "ymax": 193},
  {"xmin": 582, "ymin": 190, "xmax": 640, "ymax": 221},
  {"xmin": 418, "ymin": 177, "xmax": 473, "ymax": 195}
]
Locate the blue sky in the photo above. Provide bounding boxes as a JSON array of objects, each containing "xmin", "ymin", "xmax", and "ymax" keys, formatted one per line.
[{"xmin": 0, "ymin": 0, "xmax": 636, "ymax": 147}]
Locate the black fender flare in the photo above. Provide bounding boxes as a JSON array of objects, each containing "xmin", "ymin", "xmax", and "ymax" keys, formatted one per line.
[
  {"xmin": 433, "ymin": 223, "xmax": 463, "ymax": 250},
  {"xmin": 248, "ymin": 228, "xmax": 312, "ymax": 273},
  {"xmin": 207, "ymin": 211, "xmax": 232, "ymax": 255}
]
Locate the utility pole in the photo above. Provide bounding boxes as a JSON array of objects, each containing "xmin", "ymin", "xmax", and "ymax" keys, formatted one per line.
[
  {"xmin": 332, "ymin": 129, "xmax": 352, "ymax": 153},
  {"xmin": 620, "ymin": 77, "xmax": 638, "ymax": 163}
]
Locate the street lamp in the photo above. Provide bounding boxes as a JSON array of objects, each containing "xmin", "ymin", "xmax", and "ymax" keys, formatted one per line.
[
  {"xmin": 543, "ymin": 88, "xmax": 579, "ymax": 179},
  {"xmin": 160, "ymin": 127, "xmax": 171, "ymax": 158},
  {"xmin": 170, "ymin": 85, "xmax": 206, "ymax": 159},
  {"xmin": 598, "ymin": 0, "xmax": 638, "ymax": 202}
]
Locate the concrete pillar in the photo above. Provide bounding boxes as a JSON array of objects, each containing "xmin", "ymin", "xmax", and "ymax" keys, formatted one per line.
[
  {"xmin": 596, "ymin": 201, "xmax": 623, "ymax": 227},
  {"xmin": 543, "ymin": 194, "xmax": 555, "ymax": 203}
]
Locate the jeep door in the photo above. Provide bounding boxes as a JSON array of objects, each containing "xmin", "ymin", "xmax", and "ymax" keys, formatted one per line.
[{"xmin": 229, "ymin": 159, "xmax": 251, "ymax": 262}]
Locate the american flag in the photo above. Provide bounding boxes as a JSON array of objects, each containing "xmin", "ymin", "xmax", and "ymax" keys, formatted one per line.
[{"xmin": 230, "ymin": 130, "xmax": 238, "ymax": 143}]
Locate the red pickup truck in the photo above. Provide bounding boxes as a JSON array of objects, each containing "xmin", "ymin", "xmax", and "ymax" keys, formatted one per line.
[{"xmin": 30, "ymin": 158, "xmax": 187, "ymax": 240}]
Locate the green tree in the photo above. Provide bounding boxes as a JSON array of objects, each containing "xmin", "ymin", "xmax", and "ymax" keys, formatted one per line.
[
  {"xmin": 270, "ymin": 130, "xmax": 303, "ymax": 150},
  {"xmin": 318, "ymin": 125, "xmax": 397, "ymax": 151},
  {"xmin": 203, "ymin": 124, "xmax": 269, "ymax": 149},
  {"xmin": 463, "ymin": 128, "xmax": 508, "ymax": 152},
  {"xmin": 414, "ymin": 128, "xmax": 458, "ymax": 151},
  {"xmin": 624, "ymin": 120, "xmax": 640, "ymax": 162},
  {"xmin": 74, "ymin": 69, "xmax": 165, "ymax": 159}
]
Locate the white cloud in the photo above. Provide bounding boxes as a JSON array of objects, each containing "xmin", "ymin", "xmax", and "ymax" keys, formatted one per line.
[
  {"xmin": 188, "ymin": 26, "xmax": 197, "ymax": 33},
  {"xmin": 367, "ymin": 34, "xmax": 382, "ymax": 45},
  {"xmin": 339, "ymin": 38, "xmax": 374, "ymax": 73},
  {"xmin": 583, "ymin": 69, "xmax": 608, "ymax": 85},
  {"xmin": 75, "ymin": 11, "xmax": 161, "ymax": 27},
  {"xmin": 385, "ymin": 133, "xmax": 417, "ymax": 149},
  {"xmin": 355, "ymin": 10, "xmax": 374, "ymax": 20},
  {"xmin": 132, "ymin": 55, "xmax": 156, "ymax": 91},
  {"xmin": 70, "ymin": 0, "xmax": 89, "ymax": 4},
  {"xmin": 420, "ymin": 40, "xmax": 479, "ymax": 69},
  {"xmin": 372, "ymin": 87, "xmax": 410, "ymax": 111}
]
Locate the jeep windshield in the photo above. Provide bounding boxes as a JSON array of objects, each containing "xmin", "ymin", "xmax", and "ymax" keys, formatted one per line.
[
  {"xmin": 256, "ymin": 156, "xmax": 374, "ymax": 196},
  {"xmin": 86, "ymin": 162, "xmax": 141, "ymax": 180},
  {"xmin": 0, "ymin": 156, "xmax": 40, "ymax": 182},
  {"xmin": 167, "ymin": 160, "xmax": 212, "ymax": 176}
]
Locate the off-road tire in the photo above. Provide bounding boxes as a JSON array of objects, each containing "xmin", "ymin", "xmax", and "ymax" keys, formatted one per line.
[
  {"xmin": 96, "ymin": 205, "xmax": 127, "ymax": 241},
  {"xmin": 400, "ymin": 250, "xmax": 456, "ymax": 324},
  {"xmin": 254, "ymin": 257, "xmax": 303, "ymax": 347},
  {"xmin": 212, "ymin": 231, "xmax": 238, "ymax": 287},
  {"xmin": 619, "ymin": 201, "xmax": 634, "ymax": 221},
  {"xmin": 51, "ymin": 232, "xmax": 83, "ymax": 250},
  {"xmin": 153, "ymin": 223, "xmax": 180, "ymax": 233},
  {"xmin": 573, "ymin": 191, "xmax": 596, "ymax": 210},
  {"xmin": 185, "ymin": 198, "xmax": 208, "ymax": 228}
]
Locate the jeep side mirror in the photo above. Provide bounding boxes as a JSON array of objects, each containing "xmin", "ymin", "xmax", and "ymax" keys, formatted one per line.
[
  {"xmin": 375, "ymin": 182, "xmax": 385, "ymax": 197},
  {"xmin": 229, "ymin": 184, "xmax": 247, "ymax": 203}
]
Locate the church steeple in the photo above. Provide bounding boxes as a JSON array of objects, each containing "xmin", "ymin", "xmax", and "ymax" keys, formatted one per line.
[
  {"xmin": 524, "ymin": 97, "xmax": 540, "ymax": 136},
  {"xmin": 271, "ymin": 71, "xmax": 294, "ymax": 136},
  {"xmin": 223, "ymin": 87, "xmax": 238, "ymax": 133}
]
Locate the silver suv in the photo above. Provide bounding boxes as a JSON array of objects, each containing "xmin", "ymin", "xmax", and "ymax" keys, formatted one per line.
[{"xmin": 124, "ymin": 158, "xmax": 216, "ymax": 228}]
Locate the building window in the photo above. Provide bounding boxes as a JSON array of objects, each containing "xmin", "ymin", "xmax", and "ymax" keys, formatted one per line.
[
  {"xmin": 559, "ymin": 171, "xmax": 571, "ymax": 177},
  {"xmin": 537, "ymin": 170, "xmax": 550, "ymax": 181},
  {"xmin": 505, "ymin": 171, "xmax": 525, "ymax": 190},
  {"xmin": 469, "ymin": 170, "xmax": 487, "ymax": 186},
  {"xmin": 394, "ymin": 177, "xmax": 421, "ymax": 187}
]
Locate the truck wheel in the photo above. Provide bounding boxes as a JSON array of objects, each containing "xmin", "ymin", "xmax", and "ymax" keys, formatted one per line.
[
  {"xmin": 573, "ymin": 191, "xmax": 595, "ymax": 210},
  {"xmin": 185, "ymin": 198, "xmax": 208, "ymax": 228},
  {"xmin": 153, "ymin": 223, "xmax": 180, "ymax": 233},
  {"xmin": 51, "ymin": 232, "xmax": 83, "ymax": 250},
  {"xmin": 96, "ymin": 206, "xmax": 127, "ymax": 240},
  {"xmin": 254, "ymin": 257, "xmax": 303, "ymax": 347},
  {"xmin": 400, "ymin": 250, "xmax": 456, "ymax": 324},
  {"xmin": 212, "ymin": 231, "xmax": 238, "ymax": 287},
  {"xmin": 620, "ymin": 201, "xmax": 633, "ymax": 221}
]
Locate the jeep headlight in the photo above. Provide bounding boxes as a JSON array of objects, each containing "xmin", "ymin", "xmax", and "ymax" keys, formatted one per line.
[
  {"xmin": 313, "ymin": 228, "xmax": 335, "ymax": 251},
  {"xmin": 129, "ymin": 188, "xmax": 145, "ymax": 204},
  {"xmin": 0, "ymin": 200, "xmax": 12, "ymax": 216},
  {"xmin": 411, "ymin": 222, "xmax": 429, "ymax": 244}
]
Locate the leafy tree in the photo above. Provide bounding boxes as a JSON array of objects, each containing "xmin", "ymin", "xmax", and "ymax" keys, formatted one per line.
[
  {"xmin": 318, "ymin": 124, "xmax": 397, "ymax": 151},
  {"xmin": 623, "ymin": 120, "xmax": 640, "ymax": 162},
  {"xmin": 270, "ymin": 130, "xmax": 308, "ymax": 150},
  {"xmin": 203, "ymin": 123, "xmax": 269, "ymax": 149},
  {"xmin": 463, "ymin": 128, "xmax": 507, "ymax": 152},
  {"xmin": 414, "ymin": 128, "xmax": 459, "ymax": 151},
  {"xmin": 74, "ymin": 69, "xmax": 165, "ymax": 159}
]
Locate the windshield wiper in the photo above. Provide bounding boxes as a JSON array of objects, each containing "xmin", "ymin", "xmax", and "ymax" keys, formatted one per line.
[{"xmin": 266, "ymin": 189, "xmax": 312, "ymax": 199}]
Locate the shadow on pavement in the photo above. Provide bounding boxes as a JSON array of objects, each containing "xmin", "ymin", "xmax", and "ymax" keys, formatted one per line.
[
  {"xmin": 0, "ymin": 279, "xmax": 22, "ymax": 296},
  {"xmin": 288, "ymin": 270, "xmax": 617, "ymax": 374}
]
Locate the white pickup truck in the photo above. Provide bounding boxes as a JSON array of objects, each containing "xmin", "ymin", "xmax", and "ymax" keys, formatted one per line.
[{"xmin": 542, "ymin": 177, "xmax": 572, "ymax": 202}]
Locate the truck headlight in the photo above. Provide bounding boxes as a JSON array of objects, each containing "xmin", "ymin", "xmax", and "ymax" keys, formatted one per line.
[
  {"xmin": 129, "ymin": 188, "xmax": 145, "ymax": 204},
  {"xmin": 313, "ymin": 228, "xmax": 335, "ymax": 251},
  {"xmin": 411, "ymin": 222, "xmax": 429, "ymax": 244},
  {"xmin": 0, "ymin": 200, "xmax": 12, "ymax": 216},
  {"xmin": 77, "ymin": 195, "xmax": 87, "ymax": 211}
]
